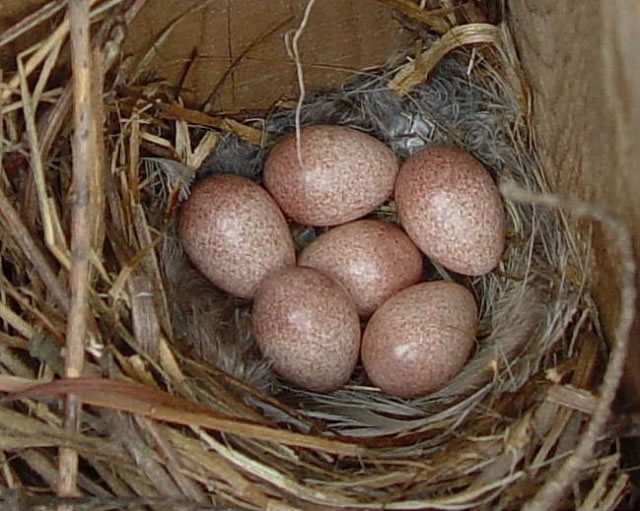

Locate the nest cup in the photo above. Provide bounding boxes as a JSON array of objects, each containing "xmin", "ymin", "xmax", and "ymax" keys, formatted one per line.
[{"xmin": 0, "ymin": 2, "xmax": 635, "ymax": 510}]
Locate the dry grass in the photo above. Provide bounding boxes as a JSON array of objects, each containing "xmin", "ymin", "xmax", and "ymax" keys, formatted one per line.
[{"xmin": 0, "ymin": 1, "xmax": 635, "ymax": 510}]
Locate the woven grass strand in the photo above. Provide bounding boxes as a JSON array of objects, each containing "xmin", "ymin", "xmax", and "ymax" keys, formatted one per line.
[{"xmin": 0, "ymin": 2, "xmax": 633, "ymax": 509}]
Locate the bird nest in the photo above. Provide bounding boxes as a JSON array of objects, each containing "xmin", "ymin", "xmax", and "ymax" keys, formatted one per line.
[{"xmin": 0, "ymin": 1, "xmax": 635, "ymax": 510}]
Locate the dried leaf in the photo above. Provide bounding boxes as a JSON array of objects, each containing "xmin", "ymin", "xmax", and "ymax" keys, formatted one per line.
[{"xmin": 2, "ymin": 378, "xmax": 362, "ymax": 456}]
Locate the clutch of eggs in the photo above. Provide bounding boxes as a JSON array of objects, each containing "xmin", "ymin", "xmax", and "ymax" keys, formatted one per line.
[{"xmin": 178, "ymin": 125, "xmax": 506, "ymax": 398}]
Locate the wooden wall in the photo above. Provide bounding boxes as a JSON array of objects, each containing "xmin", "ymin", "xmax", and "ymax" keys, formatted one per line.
[{"xmin": 508, "ymin": 0, "xmax": 640, "ymax": 401}]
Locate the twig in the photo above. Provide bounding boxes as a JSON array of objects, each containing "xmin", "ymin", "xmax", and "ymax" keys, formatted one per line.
[
  {"xmin": 501, "ymin": 183, "xmax": 636, "ymax": 511},
  {"xmin": 175, "ymin": 47, "xmax": 199, "ymax": 101},
  {"xmin": 23, "ymin": 1, "xmax": 133, "ymax": 231},
  {"xmin": 58, "ymin": 0, "xmax": 96, "ymax": 499},
  {"xmin": 89, "ymin": 48, "xmax": 106, "ymax": 255}
]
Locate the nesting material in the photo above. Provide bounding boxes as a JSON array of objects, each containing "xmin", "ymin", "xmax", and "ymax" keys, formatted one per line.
[
  {"xmin": 0, "ymin": 3, "xmax": 634, "ymax": 511},
  {"xmin": 194, "ymin": 45, "xmax": 583, "ymax": 417}
]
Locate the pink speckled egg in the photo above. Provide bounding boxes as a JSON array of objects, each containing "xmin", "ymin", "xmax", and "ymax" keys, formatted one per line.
[
  {"xmin": 264, "ymin": 125, "xmax": 399, "ymax": 226},
  {"xmin": 178, "ymin": 175, "xmax": 295, "ymax": 299},
  {"xmin": 361, "ymin": 281, "xmax": 477, "ymax": 398},
  {"xmin": 252, "ymin": 266, "xmax": 360, "ymax": 392},
  {"xmin": 298, "ymin": 219, "xmax": 423, "ymax": 317},
  {"xmin": 395, "ymin": 145, "xmax": 505, "ymax": 276}
]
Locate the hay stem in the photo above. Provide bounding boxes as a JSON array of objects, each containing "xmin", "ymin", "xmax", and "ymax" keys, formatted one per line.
[
  {"xmin": 599, "ymin": 472, "xmax": 629, "ymax": 510},
  {"xmin": 122, "ymin": 0, "xmax": 149, "ymax": 25},
  {"xmin": 33, "ymin": 38, "xmax": 64, "ymax": 108},
  {"xmin": 0, "ymin": 302, "xmax": 33, "ymax": 339},
  {"xmin": 580, "ymin": 453, "xmax": 620, "ymax": 511},
  {"xmin": 389, "ymin": 23, "xmax": 500, "ymax": 96},
  {"xmin": 0, "ymin": 0, "xmax": 120, "ymax": 103},
  {"xmin": 4, "ymin": 377, "xmax": 364, "ymax": 456},
  {"xmin": 0, "ymin": 186, "xmax": 70, "ymax": 311},
  {"xmin": 21, "ymin": 0, "xmax": 133, "ymax": 240},
  {"xmin": 137, "ymin": 416, "xmax": 207, "ymax": 503},
  {"xmin": 530, "ymin": 332, "xmax": 599, "ymax": 476},
  {"xmin": 0, "ymin": 276, "xmax": 64, "ymax": 343},
  {"xmin": 502, "ymin": 183, "xmax": 636, "ymax": 511},
  {"xmin": 0, "ymin": 4, "xmax": 629, "ymax": 507},
  {"xmin": 17, "ymin": 58, "xmax": 71, "ymax": 270},
  {"xmin": 0, "ymin": 0, "xmax": 67, "ymax": 49},
  {"xmin": 58, "ymin": 0, "xmax": 99, "ymax": 499}
]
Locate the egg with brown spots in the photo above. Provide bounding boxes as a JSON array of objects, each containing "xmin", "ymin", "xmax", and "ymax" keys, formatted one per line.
[
  {"xmin": 264, "ymin": 125, "xmax": 399, "ymax": 226},
  {"xmin": 361, "ymin": 280, "xmax": 477, "ymax": 398},
  {"xmin": 178, "ymin": 175, "xmax": 295, "ymax": 299},
  {"xmin": 299, "ymin": 219, "xmax": 423, "ymax": 317},
  {"xmin": 252, "ymin": 266, "xmax": 360, "ymax": 392},
  {"xmin": 395, "ymin": 145, "xmax": 505, "ymax": 276}
]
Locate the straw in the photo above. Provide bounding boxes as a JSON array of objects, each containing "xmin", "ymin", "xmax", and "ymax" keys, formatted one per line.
[{"xmin": 0, "ymin": 1, "xmax": 633, "ymax": 509}]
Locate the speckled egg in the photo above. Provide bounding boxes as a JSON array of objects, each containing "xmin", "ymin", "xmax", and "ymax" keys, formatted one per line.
[
  {"xmin": 252, "ymin": 266, "xmax": 360, "ymax": 392},
  {"xmin": 264, "ymin": 125, "xmax": 399, "ymax": 226},
  {"xmin": 361, "ymin": 280, "xmax": 477, "ymax": 398},
  {"xmin": 298, "ymin": 219, "xmax": 423, "ymax": 317},
  {"xmin": 395, "ymin": 145, "xmax": 505, "ymax": 276},
  {"xmin": 178, "ymin": 175, "xmax": 295, "ymax": 299}
]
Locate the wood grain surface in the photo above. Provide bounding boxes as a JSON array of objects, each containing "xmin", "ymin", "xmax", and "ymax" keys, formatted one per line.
[
  {"xmin": 119, "ymin": 0, "xmax": 412, "ymax": 111},
  {"xmin": 1, "ymin": 0, "xmax": 411, "ymax": 111},
  {"xmin": 509, "ymin": 0, "xmax": 640, "ymax": 401}
]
